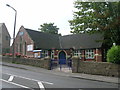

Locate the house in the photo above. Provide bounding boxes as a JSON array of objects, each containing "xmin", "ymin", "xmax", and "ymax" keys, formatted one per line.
[
  {"xmin": 13, "ymin": 26, "xmax": 105, "ymax": 64},
  {"xmin": 0, "ymin": 23, "xmax": 11, "ymax": 55}
]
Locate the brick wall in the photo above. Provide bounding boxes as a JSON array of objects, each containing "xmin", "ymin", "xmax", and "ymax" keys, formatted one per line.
[{"xmin": 13, "ymin": 26, "xmax": 34, "ymax": 57}]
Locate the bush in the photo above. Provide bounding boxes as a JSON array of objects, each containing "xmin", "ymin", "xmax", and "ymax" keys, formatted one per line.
[
  {"xmin": 107, "ymin": 45, "xmax": 120, "ymax": 64},
  {"xmin": 15, "ymin": 53, "xmax": 21, "ymax": 58},
  {"xmin": 3, "ymin": 53, "xmax": 13, "ymax": 57}
]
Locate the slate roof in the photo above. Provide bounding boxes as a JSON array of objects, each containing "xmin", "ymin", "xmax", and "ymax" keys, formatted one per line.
[
  {"xmin": 25, "ymin": 28, "xmax": 103, "ymax": 50},
  {"xmin": 0, "ymin": 23, "xmax": 11, "ymax": 38},
  {"xmin": 60, "ymin": 33, "xmax": 103, "ymax": 49},
  {"xmin": 25, "ymin": 28, "xmax": 60, "ymax": 49}
]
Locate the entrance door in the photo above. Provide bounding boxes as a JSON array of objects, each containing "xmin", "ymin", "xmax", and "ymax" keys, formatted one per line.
[{"xmin": 59, "ymin": 51, "xmax": 66, "ymax": 64}]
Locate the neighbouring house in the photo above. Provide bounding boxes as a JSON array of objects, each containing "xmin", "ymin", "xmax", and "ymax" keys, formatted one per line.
[
  {"xmin": 0, "ymin": 23, "xmax": 11, "ymax": 55},
  {"xmin": 13, "ymin": 26, "xmax": 106, "ymax": 64}
]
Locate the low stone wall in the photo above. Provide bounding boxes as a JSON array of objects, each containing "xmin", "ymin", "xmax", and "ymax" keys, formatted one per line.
[
  {"xmin": 72, "ymin": 56, "xmax": 120, "ymax": 77},
  {"xmin": 2, "ymin": 56, "xmax": 51, "ymax": 70}
]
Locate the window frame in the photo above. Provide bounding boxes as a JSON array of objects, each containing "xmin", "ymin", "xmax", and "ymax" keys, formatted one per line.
[
  {"xmin": 41, "ymin": 50, "xmax": 48, "ymax": 58},
  {"xmin": 74, "ymin": 50, "xmax": 82, "ymax": 59},
  {"xmin": 85, "ymin": 49, "xmax": 94, "ymax": 59},
  {"xmin": 51, "ymin": 50, "xmax": 54, "ymax": 59},
  {"xmin": 6, "ymin": 36, "xmax": 9, "ymax": 41}
]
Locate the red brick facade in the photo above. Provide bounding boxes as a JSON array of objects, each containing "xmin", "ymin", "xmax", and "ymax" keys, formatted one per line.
[
  {"xmin": 49, "ymin": 49, "xmax": 103, "ymax": 62},
  {"xmin": 14, "ymin": 26, "xmax": 34, "ymax": 57},
  {"xmin": 13, "ymin": 26, "xmax": 104, "ymax": 62}
]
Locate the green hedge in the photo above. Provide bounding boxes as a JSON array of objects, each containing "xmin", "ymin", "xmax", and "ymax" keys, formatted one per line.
[{"xmin": 107, "ymin": 45, "xmax": 120, "ymax": 64}]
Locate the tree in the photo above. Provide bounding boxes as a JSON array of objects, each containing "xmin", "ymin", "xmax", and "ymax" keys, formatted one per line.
[
  {"xmin": 38, "ymin": 23, "xmax": 59, "ymax": 34},
  {"xmin": 69, "ymin": 1, "xmax": 120, "ymax": 45}
]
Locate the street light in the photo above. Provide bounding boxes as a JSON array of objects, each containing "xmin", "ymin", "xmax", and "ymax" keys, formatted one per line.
[{"xmin": 6, "ymin": 4, "xmax": 17, "ymax": 62}]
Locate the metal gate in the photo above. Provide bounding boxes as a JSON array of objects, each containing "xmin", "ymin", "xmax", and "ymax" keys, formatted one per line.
[
  {"xmin": 50, "ymin": 51, "xmax": 72, "ymax": 70},
  {"xmin": 50, "ymin": 58, "xmax": 72, "ymax": 70}
]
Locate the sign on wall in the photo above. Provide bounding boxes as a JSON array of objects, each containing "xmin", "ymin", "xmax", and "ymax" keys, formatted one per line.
[
  {"xmin": 19, "ymin": 32, "xmax": 24, "ymax": 36},
  {"xmin": 27, "ymin": 44, "xmax": 33, "ymax": 51}
]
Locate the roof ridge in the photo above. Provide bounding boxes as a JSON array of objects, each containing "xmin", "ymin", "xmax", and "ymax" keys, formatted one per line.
[{"xmin": 25, "ymin": 28, "xmax": 60, "ymax": 36}]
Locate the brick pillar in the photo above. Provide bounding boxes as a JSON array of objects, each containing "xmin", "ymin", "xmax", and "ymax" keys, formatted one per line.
[
  {"xmin": 81, "ymin": 50, "xmax": 85, "ymax": 61},
  {"xmin": 95, "ymin": 48, "xmax": 102, "ymax": 62}
]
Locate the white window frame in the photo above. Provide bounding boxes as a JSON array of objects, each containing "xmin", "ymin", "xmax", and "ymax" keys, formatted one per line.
[
  {"xmin": 85, "ymin": 49, "xmax": 94, "ymax": 59},
  {"xmin": 41, "ymin": 50, "xmax": 48, "ymax": 57},
  {"xmin": 74, "ymin": 50, "xmax": 81, "ymax": 59},
  {"xmin": 44, "ymin": 50, "xmax": 48, "ymax": 57},
  {"xmin": 51, "ymin": 50, "xmax": 54, "ymax": 59}
]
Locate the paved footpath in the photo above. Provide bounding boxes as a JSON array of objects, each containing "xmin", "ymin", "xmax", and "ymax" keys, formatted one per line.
[{"xmin": 1, "ymin": 62, "xmax": 119, "ymax": 84}]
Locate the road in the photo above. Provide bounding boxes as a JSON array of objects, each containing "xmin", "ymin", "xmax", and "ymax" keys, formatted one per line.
[{"xmin": 1, "ymin": 65, "xmax": 118, "ymax": 90}]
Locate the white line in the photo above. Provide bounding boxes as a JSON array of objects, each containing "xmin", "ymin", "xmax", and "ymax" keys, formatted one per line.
[
  {"xmin": 38, "ymin": 82, "xmax": 45, "ymax": 90},
  {"xmin": 8, "ymin": 75, "xmax": 14, "ymax": 82},
  {"xmin": 3, "ymin": 73, "xmax": 53, "ymax": 85},
  {"xmin": 0, "ymin": 79, "xmax": 33, "ymax": 89},
  {"xmin": 41, "ymin": 81, "xmax": 53, "ymax": 85}
]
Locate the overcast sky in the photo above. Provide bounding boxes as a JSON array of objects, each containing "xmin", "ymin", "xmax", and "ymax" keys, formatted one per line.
[{"xmin": 0, "ymin": 0, "xmax": 75, "ymax": 38}]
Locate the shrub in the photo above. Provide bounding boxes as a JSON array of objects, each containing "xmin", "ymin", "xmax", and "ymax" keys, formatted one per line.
[
  {"xmin": 107, "ymin": 45, "xmax": 120, "ymax": 64},
  {"xmin": 15, "ymin": 53, "xmax": 21, "ymax": 58},
  {"xmin": 8, "ymin": 53, "xmax": 13, "ymax": 57},
  {"xmin": 4, "ymin": 53, "xmax": 13, "ymax": 57}
]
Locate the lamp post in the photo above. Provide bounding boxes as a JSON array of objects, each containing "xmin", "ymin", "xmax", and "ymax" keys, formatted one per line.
[{"xmin": 6, "ymin": 4, "xmax": 17, "ymax": 62}]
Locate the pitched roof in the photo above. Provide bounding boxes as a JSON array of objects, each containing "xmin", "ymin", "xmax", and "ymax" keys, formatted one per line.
[
  {"xmin": 25, "ymin": 28, "xmax": 60, "ymax": 49},
  {"xmin": 60, "ymin": 33, "xmax": 103, "ymax": 49},
  {"xmin": 0, "ymin": 23, "xmax": 11, "ymax": 38},
  {"xmin": 25, "ymin": 28, "xmax": 103, "ymax": 50}
]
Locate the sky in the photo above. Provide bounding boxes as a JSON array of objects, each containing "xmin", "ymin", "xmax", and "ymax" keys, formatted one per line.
[{"xmin": 0, "ymin": 0, "xmax": 75, "ymax": 39}]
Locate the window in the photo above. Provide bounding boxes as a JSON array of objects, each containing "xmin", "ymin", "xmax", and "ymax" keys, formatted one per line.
[
  {"xmin": 20, "ymin": 43, "xmax": 22, "ymax": 53},
  {"xmin": 20, "ymin": 36, "xmax": 22, "ymax": 42},
  {"xmin": 24, "ymin": 42, "xmax": 26, "ymax": 55},
  {"xmin": 6, "ymin": 36, "xmax": 9, "ymax": 40},
  {"xmin": 51, "ymin": 50, "xmax": 54, "ymax": 59},
  {"xmin": 85, "ymin": 49, "xmax": 94, "ymax": 59},
  {"xmin": 74, "ymin": 50, "xmax": 81, "ymax": 59},
  {"xmin": 16, "ymin": 43, "xmax": 18, "ymax": 52},
  {"xmin": 44, "ymin": 50, "xmax": 48, "ymax": 57},
  {"xmin": 41, "ymin": 50, "xmax": 48, "ymax": 58}
]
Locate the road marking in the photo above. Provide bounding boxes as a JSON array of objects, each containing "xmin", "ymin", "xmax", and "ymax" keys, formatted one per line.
[
  {"xmin": 0, "ymin": 79, "xmax": 33, "ymax": 90},
  {"xmin": 8, "ymin": 75, "xmax": 14, "ymax": 82},
  {"xmin": 3, "ymin": 73, "xmax": 53, "ymax": 85},
  {"xmin": 38, "ymin": 82, "xmax": 45, "ymax": 90}
]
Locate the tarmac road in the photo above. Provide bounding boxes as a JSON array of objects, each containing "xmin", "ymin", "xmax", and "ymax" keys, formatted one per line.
[{"xmin": 1, "ymin": 64, "xmax": 119, "ymax": 90}]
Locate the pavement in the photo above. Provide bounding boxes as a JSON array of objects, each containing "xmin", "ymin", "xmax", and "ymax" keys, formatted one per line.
[{"xmin": 1, "ymin": 61, "xmax": 120, "ymax": 84}]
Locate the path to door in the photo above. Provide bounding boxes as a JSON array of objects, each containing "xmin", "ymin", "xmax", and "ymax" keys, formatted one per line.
[{"xmin": 53, "ymin": 65, "xmax": 72, "ymax": 73}]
